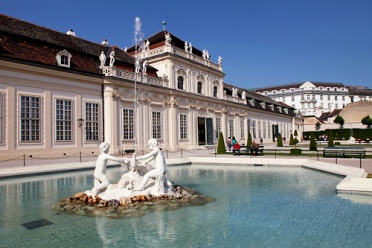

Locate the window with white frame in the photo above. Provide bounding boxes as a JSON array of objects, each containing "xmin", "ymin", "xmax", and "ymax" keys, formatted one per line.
[
  {"xmin": 197, "ymin": 82, "xmax": 203, "ymax": 94},
  {"xmin": 228, "ymin": 119, "xmax": 234, "ymax": 138},
  {"xmin": 56, "ymin": 49, "xmax": 72, "ymax": 68},
  {"xmin": 20, "ymin": 96, "xmax": 41, "ymax": 142},
  {"xmin": 152, "ymin": 111, "xmax": 161, "ymax": 139},
  {"xmin": 263, "ymin": 121, "xmax": 266, "ymax": 139},
  {"xmin": 216, "ymin": 117, "xmax": 221, "ymax": 138},
  {"xmin": 85, "ymin": 102, "xmax": 99, "ymax": 141},
  {"xmin": 213, "ymin": 86, "xmax": 218, "ymax": 97},
  {"xmin": 55, "ymin": 99, "xmax": 72, "ymax": 141},
  {"xmin": 0, "ymin": 93, "xmax": 3, "ymax": 143},
  {"xmin": 240, "ymin": 120, "xmax": 244, "ymax": 139},
  {"xmin": 123, "ymin": 109, "xmax": 134, "ymax": 139},
  {"xmin": 180, "ymin": 114, "xmax": 187, "ymax": 139},
  {"xmin": 258, "ymin": 120, "xmax": 262, "ymax": 139},
  {"xmin": 177, "ymin": 76, "xmax": 184, "ymax": 90},
  {"xmin": 247, "ymin": 119, "xmax": 251, "ymax": 135},
  {"xmin": 268, "ymin": 121, "xmax": 271, "ymax": 139},
  {"xmin": 252, "ymin": 120, "xmax": 256, "ymax": 139}
]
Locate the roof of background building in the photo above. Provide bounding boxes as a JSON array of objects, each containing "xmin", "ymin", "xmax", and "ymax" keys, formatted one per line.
[
  {"xmin": 340, "ymin": 101, "xmax": 372, "ymax": 122},
  {"xmin": 254, "ymin": 81, "xmax": 345, "ymax": 92},
  {"xmin": 347, "ymin": 86, "xmax": 372, "ymax": 96}
]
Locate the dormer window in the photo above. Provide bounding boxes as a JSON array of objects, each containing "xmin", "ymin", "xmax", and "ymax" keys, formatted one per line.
[
  {"xmin": 277, "ymin": 106, "xmax": 282, "ymax": 113},
  {"xmin": 248, "ymin": 99, "xmax": 255, "ymax": 106},
  {"xmin": 260, "ymin": 102, "xmax": 266, "ymax": 109},
  {"xmin": 283, "ymin": 108, "xmax": 288, "ymax": 114},
  {"xmin": 56, "ymin": 50, "xmax": 72, "ymax": 68}
]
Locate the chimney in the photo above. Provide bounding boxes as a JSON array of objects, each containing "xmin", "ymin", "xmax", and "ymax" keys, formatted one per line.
[
  {"xmin": 66, "ymin": 29, "xmax": 76, "ymax": 36},
  {"xmin": 101, "ymin": 38, "xmax": 109, "ymax": 46}
]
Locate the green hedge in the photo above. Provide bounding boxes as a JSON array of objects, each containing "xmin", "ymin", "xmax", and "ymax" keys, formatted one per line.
[
  {"xmin": 303, "ymin": 128, "xmax": 372, "ymax": 141},
  {"xmin": 290, "ymin": 149, "xmax": 302, "ymax": 155}
]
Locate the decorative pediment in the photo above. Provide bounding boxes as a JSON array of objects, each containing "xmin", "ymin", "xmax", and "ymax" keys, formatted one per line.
[
  {"xmin": 196, "ymin": 72, "xmax": 205, "ymax": 82},
  {"xmin": 176, "ymin": 66, "xmax": 186, "ymax": 76}
]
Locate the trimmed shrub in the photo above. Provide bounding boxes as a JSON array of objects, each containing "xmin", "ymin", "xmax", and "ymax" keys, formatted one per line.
[
  {"xmin": 335, "ymin": 142, "xmax": 341, "ymax": 145},
  {"xmin": 328, "ymin": 132, "xmax": 334, "ymax": 147},
  {"xmin": 217, "ymin": 132, "xmax": 226, "ymax": 154},
  {"xmin": 247, "ymin": 132, "xmax": 252, "ymax": 147},
  {"xmin": 310, "ymin": 132, "xmax": 317, "ymax": 151},
  {"xmin": 277, "ymin": 133, "xmax": 283, "ymax": 147},
  {"xmin": 289, "ymin": 134, "xmax": 294, "ymax": 145}
]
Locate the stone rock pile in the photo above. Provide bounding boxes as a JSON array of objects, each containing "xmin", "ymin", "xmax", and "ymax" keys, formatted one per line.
[{"xmin": 54, "ymin": 186, "xmax": 215, "ymax": 219}]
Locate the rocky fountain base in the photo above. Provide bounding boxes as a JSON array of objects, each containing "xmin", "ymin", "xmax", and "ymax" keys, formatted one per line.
[{"xmin": 53, "ymin": 185, "xmax": 215, "ymax": 219}]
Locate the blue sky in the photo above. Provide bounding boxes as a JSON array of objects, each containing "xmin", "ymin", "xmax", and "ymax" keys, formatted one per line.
[{"xmin": 1, "ymin": 0, "xmax": 372, "ymax": 89}]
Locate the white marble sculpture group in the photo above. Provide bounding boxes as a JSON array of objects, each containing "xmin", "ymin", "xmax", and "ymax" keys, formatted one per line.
[{"xmin": 84, "ymin": 139, "xmax": 174, "ymax": 201}]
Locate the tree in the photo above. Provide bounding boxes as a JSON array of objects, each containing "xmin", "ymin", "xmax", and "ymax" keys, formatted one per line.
[
  {"xmin": 361, "ymin": 115, "xmax": 372, "ymax": 129},
  {"xmin": 328, "ymin": 132, "xmax": 334, "ymax": 147},
  {"xmin": 294, "ymin": 129, "xmax": 298, "ymax": 138},
  {"xmin": 334, "ymin": 115, "xmax": 345, "ymax": 128},
  {"xmin": 309, "ymin": 132, "xmax": 317, "ymax": 151},
  {"xmin": 315, "ymin": 121, "xmax": 321, "ymax": 131},
  {"xmin": 289, "ymin": 134, "xmax": 294, "ymax": 145},
  {"xmin": 217, "ymin": 132, "xmax": 226, "ymax": 154},
  {"xmin": 247, "ymin": 132, "xmax": 252, "ymax": 147},
  {"xmin": 277, "ymin": 133, "xmax": 283, "ymax": 147}
]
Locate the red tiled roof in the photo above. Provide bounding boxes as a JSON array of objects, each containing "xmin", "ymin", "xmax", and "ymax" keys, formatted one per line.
[{"xmin": 0, "ymin": 14, "xmax": 160, "ymax": 76}]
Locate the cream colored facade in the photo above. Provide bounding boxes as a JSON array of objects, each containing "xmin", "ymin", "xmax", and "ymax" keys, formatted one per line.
[{"xmin": 0, "ymin": 18, "xmax": 295, "ymax": 159}]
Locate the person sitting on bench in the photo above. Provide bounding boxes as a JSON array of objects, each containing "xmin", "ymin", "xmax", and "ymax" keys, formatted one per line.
[
  {"xmin": 251, "ymin": 140, "xmax": 259, "ymax": 156},
  {"xmin": 233, "ymin": 142, "xmax": 241, "ymax": 156}
]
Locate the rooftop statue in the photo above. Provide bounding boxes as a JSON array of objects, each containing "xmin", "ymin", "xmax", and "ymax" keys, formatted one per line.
[
  {"xmin": 99, "ymin": 51, "xmax": 106, "ymax": 69},
  {"xmin": 109, "ymin": 51, "xmax": 115, "ymax": 67},
  {"xmin": 165, "ymin": 33, "xmax": 172, "ymax": 45}
]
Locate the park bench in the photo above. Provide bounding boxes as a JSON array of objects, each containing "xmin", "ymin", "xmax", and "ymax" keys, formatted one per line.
[
  {"xmin": 240, "ymin": 145, "xmax": 265, "ymax": 156},
  {"xmin": 323, "ymin": 146, "xmax": 366, "ymax": 158}
]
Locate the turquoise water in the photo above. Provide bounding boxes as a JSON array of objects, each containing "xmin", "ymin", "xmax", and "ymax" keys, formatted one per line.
[{"xmin": 1, "ymin": 165, "xmax": 372, "ymax": 247}]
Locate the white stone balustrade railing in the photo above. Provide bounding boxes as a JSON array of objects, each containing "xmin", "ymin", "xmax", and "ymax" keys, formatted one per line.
[{"xmin": 102, "ymin": 66, "xmax": 164, "ymax": 86}]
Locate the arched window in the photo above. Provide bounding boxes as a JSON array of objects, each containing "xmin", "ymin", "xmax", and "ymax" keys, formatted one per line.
[
  {"xmin": 177, "ymin": 76, "xmax": 184, "ymax": 90},
  {"xmin": 213, "ymin": 86, "xmax": 218, "ymax": 97},
  {"xmin": 197, "ymin": 81, "xmax": 203, "ymax": 94}
]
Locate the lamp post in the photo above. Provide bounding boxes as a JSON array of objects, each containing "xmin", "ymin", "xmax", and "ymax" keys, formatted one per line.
[{"xmin": 77, "ymin": 118, "xmax": 84, "ymax": 148}]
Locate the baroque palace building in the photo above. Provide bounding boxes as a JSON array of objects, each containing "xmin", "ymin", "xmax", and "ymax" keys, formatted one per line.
[
  {"xmin": 0, "ymin": 14, "xmax": 295, "ymax": 159},
  {"xmin": 255, "ymin": 81, "xmax": 372, "ymax": 117}
]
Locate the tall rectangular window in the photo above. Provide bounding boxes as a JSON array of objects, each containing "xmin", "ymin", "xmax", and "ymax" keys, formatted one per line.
[
  {"xmin": 152, "ymin": 111, "xmax": 161, "ymax": 139},
  {"xmin": 258, "ymin": 120, "xmax": 262, "ymax": 139},
  {"xmin": 268, "ymin": 122, "xmax": 271, "ymax": 140},
  {"xmin": 0, "ymin": 93, "xmax": 3, "ymax": 143},
  {"xmin": 215, "ymin": 117, "xmax": 221, "ymax": 139},
  {"xmin": 252, "ymin": 120, "xmax": 256, "ymax": 139},
  {"xmin": 247, "ymin": 119, "xmax": 251, "ymax": 134},
  {"xmin": 55, "ymin": 99, "xmax": 72, "ymax": 141},
  {"xmin": 263, "ymin": 121, "xmax": 266, "ymax": 139},
  {"xmin": 123, "ymin": 109, "xmax": 134, "ymax": 139},
  {"xmin": 240, "ymin": 120, "xmax": 244, "ymax": 139},
  {"xmin": 180, "ymin": 114, "xmax": 187, "ymax": 139},
  {"xmin": 85, "ymin": 102, "xmax": 99, "ymax": 141},
  {"xmin": 228, "ymin": 119, "xmax": 234, "ymax": 138},
  {"xmin": 20, "ymin": 96, "xmax": 40, "ymax": 142}
]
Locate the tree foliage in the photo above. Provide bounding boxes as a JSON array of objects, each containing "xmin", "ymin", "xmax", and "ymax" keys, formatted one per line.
[
  {"xmin": 217, "ymin": 132, "xmax": 226, "ymax": 154},
  {"xmin": 289, "ymin": 134, "xmax": 294, "ymax": 145},
  {"xmin": 334, "ymin": 115, "xmax": 345, "ymax": 127},
  {"xmin": 294, "ymin": 129, "xmax": 298, "ymax": 137},
  {"xmin": 315, "ymin": 121, "xmax": 321, "ymax": 130},
  {"xmin": 361, "ymin": 115, "xmax": 372, "ymax": 129}
]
